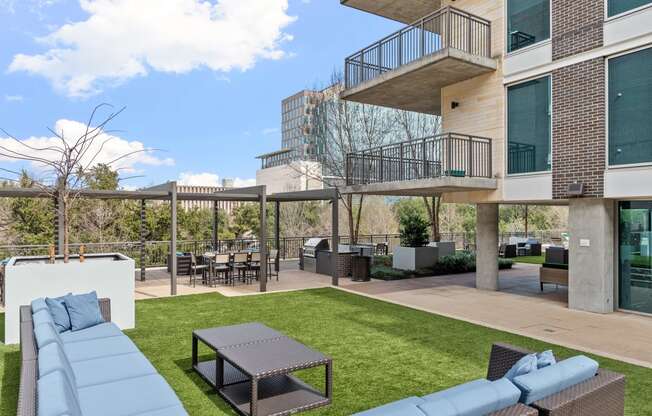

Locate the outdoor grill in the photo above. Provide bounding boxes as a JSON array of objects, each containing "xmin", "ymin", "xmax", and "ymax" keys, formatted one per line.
[{"xmin": 302, "ymin": 238, "xmax": 329, "ymax": 258}]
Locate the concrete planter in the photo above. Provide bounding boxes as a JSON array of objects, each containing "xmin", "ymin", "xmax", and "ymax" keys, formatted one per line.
[
  {"xmin": 393, "ymin": 246, "xmax": 439, "ymax": 271},
  {"xmin": 4, "ymin": 253, "xmax": 135, "ymax": 345},
  {"xmin": 427, "ymin": 241, "xmax": 456, "ymax": 257}
]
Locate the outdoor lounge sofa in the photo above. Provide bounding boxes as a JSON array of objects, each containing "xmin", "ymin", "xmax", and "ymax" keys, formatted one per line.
[
  {"xmin": 354, "ymin": 343, "xmax": 625, "ymax": 416},
  {"xmin": 17, "ymin": 296, "xmax": 187, "ymax": 416}
]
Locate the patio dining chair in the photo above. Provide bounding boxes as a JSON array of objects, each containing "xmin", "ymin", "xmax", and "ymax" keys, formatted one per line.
[
  {"xmin": 212, "ymin": 253, "xmax": 231, "ymax": 285},
  {"xmin": 190, "ymin": 253, "xmax": 209, "ymax": 287},
  {"xmin": 231, "ymin": 252, "xmax": 249, "ymax": 284},
  {"xmin": 248, "ymin": 252, "xmax": 261, "ymax": 282},
  {"xmin": 267, "ymin": 249, "xmax": 279, "ymax": 281}
]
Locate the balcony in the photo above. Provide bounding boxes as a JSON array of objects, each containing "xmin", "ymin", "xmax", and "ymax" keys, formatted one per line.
[
  {"xmin": 342, "ymin": 7, "xmax": 496, "ymax": 115},
  {"xmin": 341, "ymin": 0, "xmax": 442, "ymax": 24},
  {"xmin": 343, "ymin": 133, "xmax": 497, "ymax": 196}
]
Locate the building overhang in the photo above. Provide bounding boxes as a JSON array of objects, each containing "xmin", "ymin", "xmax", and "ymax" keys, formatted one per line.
[
  {"xmin": 341, "ymin": 48, "xmax": 497, "ymax": 115},
  {"xmin": 341, "ymin": 0, "xmax": 442, "ymax": 24},
  {"xmin": 340, "ymin": 176, "xmax": 498, "ymax": 196}
]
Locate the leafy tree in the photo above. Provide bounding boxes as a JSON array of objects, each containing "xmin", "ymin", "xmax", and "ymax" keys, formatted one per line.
[
  {"xmin": 399, "ymin": 209, "xmax": 430, "ymax": 247},
  {"xmin": 8, "ymin": 171, "xmax": 55, "ymax": 245}
]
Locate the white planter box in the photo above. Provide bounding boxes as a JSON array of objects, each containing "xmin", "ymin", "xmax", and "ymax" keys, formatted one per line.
[
  {"xmin": 4, "ymin": 253, "xmax": 135, "ymax": 345},
  {"xmin": 393, "ymin": 246, "xmax": 439, "ymax": 271},
  {"xmin": 427, "ymin": 241, "xmax": 456, "ymax": 257}
]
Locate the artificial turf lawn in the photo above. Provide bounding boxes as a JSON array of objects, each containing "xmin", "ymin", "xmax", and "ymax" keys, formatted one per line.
[
  {"xmin": 2, "ymin": 288, "xmax": 652, "ymax": 415},
  {"xmin": 514, "ymin": 255, "xmax": 545, "ymax": 265}
]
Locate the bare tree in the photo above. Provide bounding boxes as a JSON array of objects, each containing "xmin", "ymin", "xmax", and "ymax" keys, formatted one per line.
[
  {"xmin": 0, "ymin": 104, "xmax": 152, "ymax": 262},
  {"xmin": 393, "ymin": 110, "xmax": 443, "ymax": 241},
  {"xmin": 300, "ymin": 71, "xmax": 402, "ymax": 244}
]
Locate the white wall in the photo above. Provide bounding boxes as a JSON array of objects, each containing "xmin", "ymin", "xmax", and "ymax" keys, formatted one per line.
[
  {"xmin": 605, "ymin": 167, "xmax": 652, "ymax": 198},
  {"xmin": 4, "ymin": 254, "xmax": 135, "ymax": 345},
  {"xmin": 256, "ymin": 161, "xmax": 323, "ymax": 195},
  {"xmin": 503, "ymin": 173, "xmax": 553, "ymax": 201},
  {"xmin": 605, "ymin": 4, "xmax": 652, "ymax": 46},
  {"xmin": 504, "ymin": 41, "xmax": 553, "ymax": 76}
]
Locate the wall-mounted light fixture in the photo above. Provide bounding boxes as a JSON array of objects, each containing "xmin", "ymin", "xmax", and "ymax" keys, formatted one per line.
[{"xmin": 451, "ymin": 101, "xmax": 460, "ymax": 109}]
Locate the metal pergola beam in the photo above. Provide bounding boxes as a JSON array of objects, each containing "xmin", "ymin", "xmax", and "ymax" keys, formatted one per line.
[{"xmin": 259, "ymin": 186, "xmax": 267, "ymax": 292}]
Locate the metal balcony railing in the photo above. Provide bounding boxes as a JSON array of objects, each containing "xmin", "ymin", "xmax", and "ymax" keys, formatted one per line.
[
  {"xmin": 344, "ymin": 6, "xmax": 492, "ymax": 89},
  {"xmin": 346, "ymin": 133, "xmax": 493, "ymax": 186}
]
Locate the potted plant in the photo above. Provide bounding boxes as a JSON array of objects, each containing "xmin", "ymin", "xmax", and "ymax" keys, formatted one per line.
[
  {"xmin": 1, "ymin": 105, "xmax": 141, "ymax": 344},
  {"xmin": 393, "ymin": 210, "xmax": 439, "ymax": 271}
]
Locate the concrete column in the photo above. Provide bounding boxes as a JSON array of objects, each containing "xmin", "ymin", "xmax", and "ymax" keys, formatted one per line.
[
  {"xmin": 568, "ymin": 198, "xmax": 615, "ymax": 314},
  {"xmin": 476, "ymin": 203, "xmax": 499, "ymax": 291},
  {"xmin": 212, "ymin": 201, "xmax": 218, "ymax": 251}
]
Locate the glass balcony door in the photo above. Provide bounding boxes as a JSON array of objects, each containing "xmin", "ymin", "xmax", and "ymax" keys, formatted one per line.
[{"xmin": 619, "ymin": 201, "xmax": 652, "ymax": 314}]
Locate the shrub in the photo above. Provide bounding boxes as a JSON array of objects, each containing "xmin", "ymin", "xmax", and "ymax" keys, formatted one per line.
[
  {"xmin": 399, "ymin": 210, "xmax": 429, "ymax": 247},
  {"xmin": 371, "ymin": 251, "xmax": 513, "ymax": 281}
]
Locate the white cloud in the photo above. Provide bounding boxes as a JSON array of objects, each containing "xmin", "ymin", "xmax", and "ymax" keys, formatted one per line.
[
  {"xmin": 0, "ymin": 119, "xmax": 174, "ymax": 178},
  {"xmin": 9, "ymin": 0, "xmax": 296, "ymax": 97},
  {"xmin": 178, "ymin": 171, "xmax": 255, "ymax": 188},
  {"xmin": 262, "ymin": 127, "xmax": 279, "ymax": 136},
  {"xmin": 4, "ymin": 94, "xmax": 24, "ymax": 102}
]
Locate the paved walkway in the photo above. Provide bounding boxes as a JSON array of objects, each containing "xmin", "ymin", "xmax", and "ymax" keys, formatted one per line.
[{"xmin": 338, "ymin": 263, "xmax": 652, "ymax": 368}]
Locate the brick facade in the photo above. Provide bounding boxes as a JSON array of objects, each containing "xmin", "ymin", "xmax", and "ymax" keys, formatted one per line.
[
  {"xmin": 552, "ymin": 58, "xmax": 606, "ymax": 199},
  {"xmin": 552, "ymin": 0, "xmax": 604, "ymax": 60}
]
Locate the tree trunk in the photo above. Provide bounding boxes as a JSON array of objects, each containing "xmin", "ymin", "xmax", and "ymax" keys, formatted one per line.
[
  {"xmin": 63, "ymin": 196, "xmax": 70, "ymax": 263},
  {"xmin": 346, "ymin": 194, "xmax": 355, "ymax": 245},
  {"xmin": 353, "ymin": 194, "xmax": 364, "ymax": 244},
  {"xmin": 423, "ymin": 195, "xmax": 442, "ymax": 242}
]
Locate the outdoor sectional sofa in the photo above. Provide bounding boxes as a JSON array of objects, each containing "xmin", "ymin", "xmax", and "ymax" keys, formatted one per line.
[
  {"xmin": 17, "ymin": 297, "xmax": 188, "ymax": 416},
  {"xmin": 355, "ymin": 343, "xmax": 626, "ymax": 416}
]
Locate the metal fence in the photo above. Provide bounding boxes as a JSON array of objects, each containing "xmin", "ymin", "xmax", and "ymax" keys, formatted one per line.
[
  {"xmin": 345, "ymin": 6, "xmax": 492, "ymax": 89},
  {"xmin": 0, "ymin": 231, "xmax": 565, "ymax": 268},
  {"xmin": 346, "ymin": 133, "xmax": 493, "ymax": 185}
]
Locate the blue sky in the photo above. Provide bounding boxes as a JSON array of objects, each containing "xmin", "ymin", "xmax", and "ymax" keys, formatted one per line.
[{"xmin": 0, "ymin": 0, "xmax": 400, "ymax": 188}]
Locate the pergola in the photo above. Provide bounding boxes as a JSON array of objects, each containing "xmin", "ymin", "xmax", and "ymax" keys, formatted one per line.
[{"xmin": 0, "ymin": 183, "xmax": 340, "ymax": 294}]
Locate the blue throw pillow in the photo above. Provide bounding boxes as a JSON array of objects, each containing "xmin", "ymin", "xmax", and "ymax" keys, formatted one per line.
[
  {"xmin": 46, "ymin": 295, "xmax": 72, "ymax": 333},
  {"xmin": 537, "ymin": 350, "xmax": 556, "ymax": 369},
  {"xmin": 504, "ymin": 353, "xmax": 538, "ymax": 382},
  {"xmin": 31, "ymin": 298, "xmax": 49, "ymax": 314},
  {"xmin": 64, "ymin": 291, "xmax": 104, "ymax": 331}
]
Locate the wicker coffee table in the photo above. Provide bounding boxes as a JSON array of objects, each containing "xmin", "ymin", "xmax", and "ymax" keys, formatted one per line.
[{"xmin": 192, "ymin": 323, "xmax": 332, "ymax": 416}]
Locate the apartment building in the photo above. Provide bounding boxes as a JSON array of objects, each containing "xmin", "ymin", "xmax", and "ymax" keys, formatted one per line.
[
  {"xmin": 177, "ymin": 180, "xmax": 242, "ymax": 214},
  {"xmin": 340, "ymin": 0, "xmax": 652, "ymax": 315}
]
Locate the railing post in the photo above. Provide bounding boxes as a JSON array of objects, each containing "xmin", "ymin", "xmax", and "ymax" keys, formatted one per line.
[
  {"xmin": 468, "ymin": 136, "xmax": 474, "ymax": 177},
  {"xmin": 400, "ymin": 142, "xmax": 405, "ymax": 180},
  {"xmin": 379, "ymin": 148, "xmax": 384, "ymax": 182},
  {"xmin": 345, "ymin": 155, "xmax": 351, "ymax": 185},
  {"xmin": 446, "ymin": 133, "xmax": 452, "ymax": 176},
  {"xmin": 421, "ymin": 138, "xmax": 427, "ymax": 178},
  {"xmin": 467, "ymin": 13, "xmax": 472, "ymax": 53},
  {"xmin": 361, "ymin": 153, "xmax": 366, "ymax": 184},
  {"xmin": 378, "ymin": 41, "xmax": 383, "ymax": 74},
  {"xmin": 398, "ymin": 31, "xmax": 403, "ymax": 66},
  {"xmin": 420, "ymin": 19, "xmax": 426, "ymax": 58},
  {"xmin": 345, "ymin": 59, "xmax": 349, "ymax": 88},
  {"xmin": 446, "ymin": 7, "xmax": 451, "ymax": 49},
  {"xmin": 359, "ymin": 53, "xmax": 364, "ymax": 84}
]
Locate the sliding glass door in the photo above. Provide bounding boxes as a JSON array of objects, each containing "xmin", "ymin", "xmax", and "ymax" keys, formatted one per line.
[{"xmin": 619, "ymin": 201, "xmax": 652, "ymax": 314}]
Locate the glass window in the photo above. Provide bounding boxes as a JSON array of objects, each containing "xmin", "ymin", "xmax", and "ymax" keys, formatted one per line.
[
  {"xmin": 609, "ymin": 48, "xmax": 652, "ymax": 166},
  {"xmin": 507, "ymin": 0, "xmax": 550, "ymax": 52},
  {"xmin": 507, "ymin": 76, "xmax": 551, "ymax": 174},
  {"xmin": 608, "ymin": 0, "xmax": 652, "ymax": 16},
  {"xmin": 619, "ymin": 201, "xmax": 652, "ymax": 314}
]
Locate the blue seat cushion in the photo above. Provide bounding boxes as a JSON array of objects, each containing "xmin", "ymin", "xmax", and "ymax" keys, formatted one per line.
[
  {"xmin": 65, "ymin": 291, "xmax": 105, "ymax": 331},
  {"xmin": 60, "ymin": 322, "xmax": 124, "ymax": 344},
  {"xmin": 353, "ymin": 397, "xmax": 426, "ymax": 416},
  {"xmin": 31, "ymin": 298, "xmax": 48, "ymax": 314},
  {"xmin": 78, "ymin": 374, "xmax": 184, "ymax": 416},
  {"xmin": 129, "ymin": 405, "xmax": 188, "ymax": 416},
  {"xmin": 504, "ymin": 353, "xmax": 538, "ymax": 382},
  {"xmin": 32, "ymin": 309, "xmax": 54, "ymax": 327},
  {"xmin": 38, "ymin": 343, "xmax": 77, "ymax": 394},
  {"xmin": 418, "ymin": 378, "xmax": 521, "ymax": 416},
  {"xmin": 63, "ymin": 334, "xmax": 139, "ymax": 362},
  {"xmin": 37, "ymin": 371, "xmax": 82, "ymax": 416},
  {"xmin": 512, "ymin": 355, "xmax": 599, "ymax": 404},
  {"xmin": 72, "ymin": 352, "xmax": 158, "ymax": 388},
  {"xmin": 46, "ymin": 294, "xmax": 72, "ymax": 333},
  {"xmin": 422, "ymin": 379, "xmax": 491, "ymax": 402},
  {"xmin": 34, "ymin": 322, "xmax": 63, "ymax": 350}
]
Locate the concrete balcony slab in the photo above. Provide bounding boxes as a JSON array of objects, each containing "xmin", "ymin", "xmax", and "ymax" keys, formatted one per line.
[
  {"xmin": 341, "ymin": 0, "xmax": 442, "ymax": 24},
  {"xmin": 340, "ymin": 176, "xmax": 498, "ymax": 196},
  {"xmin": 341, "ymin": 48, "xmax": 497, "ymax": 115}
]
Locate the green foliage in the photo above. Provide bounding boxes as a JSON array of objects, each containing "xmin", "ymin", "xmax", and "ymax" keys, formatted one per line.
[
  {"xmin": 8, "ymin": 172, "xmax": 54, "ymax": 245},
  {"xmin": 399, "ymin": 210, "xmax": 429, "ymax": 247},
  {"xmin": 371, "ymin": 252, "xmax": 513, "ymax": 280}
]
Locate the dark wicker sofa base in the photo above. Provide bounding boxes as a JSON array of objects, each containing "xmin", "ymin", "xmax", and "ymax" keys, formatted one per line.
[
  {"xmin": 17, "ymin": 298, "xmax": 112, "ymax": 416},
  {"xmin": 487, "ymin": 343, "xmax": 626, "ymax": 416}
]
